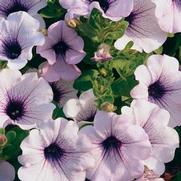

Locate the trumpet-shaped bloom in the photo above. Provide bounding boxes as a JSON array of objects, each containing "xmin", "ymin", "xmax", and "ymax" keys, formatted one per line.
[
  {"xmin": 131, "ymin": 54, "xmax": 181, "ymax": 127},
  {"xmin": 0, "ymin": 161, "xmax": 15, "ymax": 181},
  {"xmin": 0, "ymin": 12, "xmax": 45, "ymax": 69},
  {"xmin": 0, "ymin": 0, "xmax": 46, "ymax": 27},
  {"xmin": 18, "ymin": 118, "xmax": 95, "ymax": 181},
  {"xmin": 63, "ymin": 89, "xmax": 97, "ymax": 124},
  {"xmin": 114, "ymin": 0, "xmax": 167, "ymax": 53},
  {"xmin": 50, "ymin": 79, "xmax": 78, "ymax": 107},
  {"xmin": 60, "ymin": 0, "xmax": 133, "ymax": 21},
  {"xmin": 37, "ymin": 21, "xmax": 85, "ymax": 81},
  {"xmin": 122, "ymin": 100, "xmax": 179, "ymax": 175},
  {"xmin": 0, "ymin": 69, "xmax": 55, "ymax": 130},
  {"xmin": 80, "ymin": 111, "xmax": 151, "ymax": 181},
  {"xmin": 152, "ymin": 0, "xmax": 181, "ymax": 33}
]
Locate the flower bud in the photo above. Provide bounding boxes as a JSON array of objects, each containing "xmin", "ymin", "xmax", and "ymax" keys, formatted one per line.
[
  {"xmin": 101, "ymin": 102, "xmax": 116, "ymax": 112},
  {"xmin": 66, "ymin": 19, "xmax": 80, "ymax": 28},
  {"xmin": 0, "ymin": 134, "xmax": 7, "ymax": 147},
  {"xmin": 99, "ymin": 68, "xmax": 107, "ymax": 77},
  {"xmin": 39, "ymin": 28, "xmax": 48, "ymax": 36},
  {"xmin": 92, "ymin": 43, "xmax": 112, "ymax": 63}
]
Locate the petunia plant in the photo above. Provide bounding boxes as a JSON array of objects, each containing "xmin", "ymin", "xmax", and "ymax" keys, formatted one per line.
[{"xmin": 0, "ymin": 0, "xmax": 180, "ymax": 180}]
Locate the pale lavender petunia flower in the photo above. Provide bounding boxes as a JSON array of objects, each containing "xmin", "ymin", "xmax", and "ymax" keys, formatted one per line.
[
  {"xmin": 63, "ymin": 89, "xmax": 97, "ymax": 124},
  {"xmin": 152, "ymin": 0, "xmax": 181, "ymax": 33},
  {"xmin": 131, "ymin": 54, "xmax": 181, "ymax": 127},
  {"xmin": 37, "ymin": 21, "xmax": 85, "ymax": 81},
  {"xmin": 0, "ymin": 161, "xmax": 15, "ymax": 181},
  {"xmin": 122, "ymin": 100, "xmax": 179, "ymax": 175},
  {"xmin": 60, "ymin": 0, "xmax": 133, "ymax": 21},
  {"xmin": 80, "ymin": 111, "xmax": 151, "ymax": 181},
  {"xmin": 0, "ymin": 69, "xmax": 55, "ymax": 130},
  {"xmin": 0, "ymin": 11, "xmax": 45, "ymax": 70},
  {"xmin": 27, "ymin": 66, "xmax": 78, "ymax": 108},
  {"xmin": 114, "ymin": 0, "xmax": 167, "ymax": 53},
  {"xmin": 18, "ymin": 118, "xmax": 95, "ymax": 181},
  {"xmin": 0, "ymin": 0, "xmax": 46, "ymax": 27},
  {"xmin": 49, "ymin": 79, "xmax": 78, "ymax": 107}
]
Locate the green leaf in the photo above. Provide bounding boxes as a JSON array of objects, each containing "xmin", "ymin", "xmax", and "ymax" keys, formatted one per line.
[
  {"xmin": 6, "ymin": 131, "xmax": 16, "ymax": 143},
  {"xmin": 40, "ymin": 0, "xmax": 66, "ymax": 19},
  {"xmin": 173, "ymin": 172, "xmax": 181, "ymax": 181},
  {"xmin": 74, "ymin": 70, "xmax": 98, "ymax": 91},
  {"xmin": 0, "ymin": 128, "xmax": 5, "ymax": 135},
  {"xmin": 111, "ymin": 75, "xmax": 137, "ymax": 97},
  {"xmin": 53, "ymin": 106, "xmax": 65, "ymax": 119}
]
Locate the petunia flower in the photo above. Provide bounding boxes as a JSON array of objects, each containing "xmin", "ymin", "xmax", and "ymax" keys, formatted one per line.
[
  {"xmin": 49, "ymin": 79, "xmax": 78, "ymax": 107},
  {"xmin": 0, "ymin": 0, "xmax": 46, "ymax": 28},
  {"xmin": 79, "ymin": 111, "xmax": 151, "ymax": 181},
  {"xmin": 0, "ymin": 161, "xmax": 15, "ymax": 181},
  {"xmin": 152, "ymin": 0, "xmax": 181, "ymax": 33},
  {"xmin": 122, "ymin": 100, "xmax": 179, "ymax": 175},
  {"xmin": 63, "ymin": 89, "xmax": 97, "ymax": 124},
  {"xmin": 38, "ymin": 61, "xmax": 81, "ymax": 82},
  {"xmin": 18, "ymin": 118, "xmax": 95, "ymax": 181},
  {"xmin": 114, "ymin": 0, "xmax": 167, "ymax": 53},
  {"xmin": 0, "ymin": 69, "xmax": 55, "ymax": 130},
  {"xmin": 27, "ymin": 66, "xmax": 78, "ymax": 108},
  {"xmin": 60, "ymin": 0, "xmax": 133, "ymax": 21},
  {"xmin": 131, "ymin": 54, "xmax": 181, "ymax": 127},
  {"xmin": 37, "ymin": 21, "xmax": 85, "ymax": 81},
  {"xmin": 0, "ymin": 12, "xmax": 45, "ymax": 70}
]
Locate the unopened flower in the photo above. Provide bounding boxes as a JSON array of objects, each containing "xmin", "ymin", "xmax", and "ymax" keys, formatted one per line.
[
  {"xmin": 92, "ymin": 43, "xmax": 112, "ymax": 62},
  {"xmin": 63, "ymin": 89, "xmax": 97, "ymax": 124},
  {"xmin": 131, "ymin": 54, "xmax": 181, "ymax": 127},
  {"xmin": 0, "ymin": 134, "xmax": 7, "ymax": 147},
  {"xmin": 0, "ymin": 161, "xmax": 15, "ymax": 181},
  {"xmin": 0, "ymin": 12, "xmax": 45, "ymax": 69},
  {"xmin": 114, "ymin": 0, "xmax": 167, "ymax": 53},
  {"xmin": 0, "ymin": 0, "xmax": 46, "ymax": 28},
  {"xmin": 152, "ymin": 0, "xmax": 181, "ymax": 33},
  {"xmin": 66, "ymin": 18, "xmax": 80, "ymax": 28},
  {"xmin": 60, "ymin": 0, "xmax": 133, "ymax": 21},
  {"xmin": 136, "ymin": 166, "xmax": 164, "ymax": 181},
  {"xmin": 18, "ymin": 118, "xmax": 95, "ymax": 181},
  {"xmin": 80, "ymin": 111, "xmax": 151, "ymax": 180},
  {"xmin": 0, "ymin": 69, "xmax": 55, "ymax": 130},
  {"xmin": 122, "ymin": 100, "xmax": 179, "ymax": 175},
  {"xmin": 37, "ymin": 21, "xmax": 85, "ymax": 81},
  {"xmin": 101, "ymin": 102, "xmax": 116, "ymax": 112}
]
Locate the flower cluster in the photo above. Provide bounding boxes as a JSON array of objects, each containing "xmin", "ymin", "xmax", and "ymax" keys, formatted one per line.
[{"xmin": 0, "ymin": 0, "xmax": 180, "ymax": 181}]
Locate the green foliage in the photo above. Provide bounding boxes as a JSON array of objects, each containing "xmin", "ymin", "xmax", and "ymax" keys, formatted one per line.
[
  {"xmin": 1, "ymin": 126, "xmax": 29, "ymax": 160},
  {"xmin": 0, "ymin": 0, "xmax": 180, "ymax": 179},
  {"xmin": 40, "ymin": 0, "xmax": 66, "ymax": 19}
]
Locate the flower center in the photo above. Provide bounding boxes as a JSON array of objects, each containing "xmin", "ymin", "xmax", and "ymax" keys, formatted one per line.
[
  {"xmin": 5, "ymin": 99, "xmax": 25, "ymax": 120},
  {"xmin": 76, "ymin": 106, "xmax": 97, "ymax": 122},
  {"xmin": 124, "ymin": 12, "xmax": 135, "ymax": 24},
  {"xmin": 5, "ymin": 2, "xmax": 28, "ymax": 16},
  {"xmin": 85, "ymin": 113, "xmax": 96, "ymax": 122},
  {"xmin": 44, "ymin": 143, "xmax": 65, "ymax": 162},
  {"xmin": 173, "ymin": 0, "xmax": 181, "ymax": 9},
  {"xmin": 53, "ymin": 41, "xmax": 69, "ymax": 56},
  {"xmin": 89, "ymin": 0, "xmax": 110, "ymax": 12},
  {"xmin": 50, "ymin": 82, "xmax": 62, "ymax": 102},
  {"xmin": 3, "ymin": 39, "xmax": 22, "ymax": 59},
  {"xmin": 101, "ymin": 135, "xmax": 121, "ymax": 153},
  {"xmin": 148, "ymin": 80, "xmax": 166, "ymax": 100}
]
